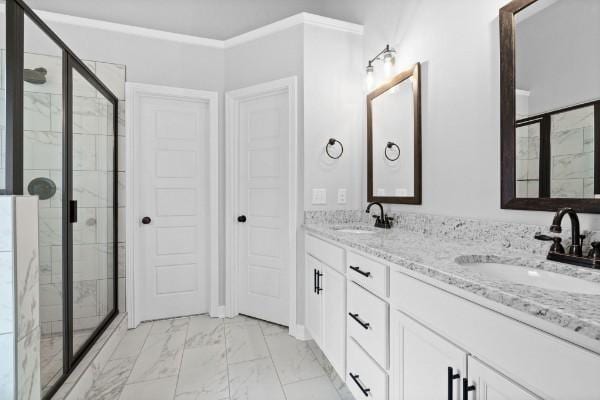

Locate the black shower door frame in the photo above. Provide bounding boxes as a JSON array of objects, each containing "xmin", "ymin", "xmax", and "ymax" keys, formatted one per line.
[{"xmin": 4, "ymin": 1, "xmax": 120, "ymax": 399}]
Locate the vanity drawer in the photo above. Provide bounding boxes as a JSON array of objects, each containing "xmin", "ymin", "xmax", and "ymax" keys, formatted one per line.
[
  {"xmin": 347, "ymin": 251, "xmax": 388, "ymax": 297},
  {"xmin": 306, "ymin": 234, "xmax": 345, "ymax": 273},
  {"xmin": 348, "ymin": 282, "xmax": 388, "ymax": 368},
  {"xmin": 347, "ymin": 338, "xmax": 388, "ymax": 400}
]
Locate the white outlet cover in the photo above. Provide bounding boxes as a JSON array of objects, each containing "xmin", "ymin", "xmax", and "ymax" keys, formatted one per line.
[
  {"xmin": 312, "ymin": 188, "xmax": 327, "ymax": 205},
  {"xmin": 337, "ymin": 188, "xmax": 347, "ymax": 204}
]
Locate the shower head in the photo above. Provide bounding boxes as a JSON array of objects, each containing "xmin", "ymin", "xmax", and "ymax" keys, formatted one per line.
[{"xmin": 24, "ymin": 67, "xmax": 47, "ymax": 84}]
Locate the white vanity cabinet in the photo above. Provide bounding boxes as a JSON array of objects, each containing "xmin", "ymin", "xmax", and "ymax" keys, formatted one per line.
[
  {"xmin": 305, "ymin": 237, "xmax": 346, "ymax": 378},
  {"xmin": 390, "ymin": 310, "xmax": 467, "ymax": 400},
  {"xmin": 304, "ymin": 232, "xmax": 600, "ymax": 400}
]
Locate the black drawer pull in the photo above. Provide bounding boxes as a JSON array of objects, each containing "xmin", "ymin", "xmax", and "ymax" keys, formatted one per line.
[
  {"xmin": 313, "ymin": 269, "xmax": 317, "ymax": 293},
  {"xmin": 316, "ymin": 270, "xmax": 323, "ymax": 294},
  {"xmin": 447, "ymin": 367, "xmax": 460, "ymax": 400},
  {"xmin": 462, "ymin": 378, "xmax": 475, "ymax": 400},
  {"xmin": 349, "ymin": 313, "xmax": 370, "ymax": 329},
  {"xmin": 349, "ymin": 265, "xmax": 371, "ymax": 277},
  {"xmin": 349, "ymin": 373, "xmax": 371, "ymax": 397}
]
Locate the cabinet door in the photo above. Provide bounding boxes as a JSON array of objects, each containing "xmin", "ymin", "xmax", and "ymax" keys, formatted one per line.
[
  {"xmin": 390, "ymin": 310, "xmax": 467, "ymax": 400},
  {"xmin": 321, "ymin": 265, "xmax": 346, "ymax": 379},
  {"xmin": 465, "ymin": 357, "xmax": 541, "ymax": 400},
  {"xmin": 305, "ymin": 255, "xmax": 322, "ymax": 345}
]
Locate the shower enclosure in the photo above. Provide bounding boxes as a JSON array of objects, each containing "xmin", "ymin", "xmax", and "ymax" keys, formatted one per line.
[{"xmin": 1, "ymin": 1, "xmax": 119, "ymax": 398}]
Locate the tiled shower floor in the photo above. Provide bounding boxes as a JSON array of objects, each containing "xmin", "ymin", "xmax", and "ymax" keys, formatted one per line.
[{"xmin": 80, "ymin": 314, "xmax": 352, "ymax": 400}]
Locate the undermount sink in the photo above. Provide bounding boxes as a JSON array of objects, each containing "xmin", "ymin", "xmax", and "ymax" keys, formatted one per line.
[
  {"xmin": 456, "ymin": 258, "xmax": 600, "ymax": 295},
  {"xmin": 334, "ymin": 227, "xmax": 376, "ymax": 234}
]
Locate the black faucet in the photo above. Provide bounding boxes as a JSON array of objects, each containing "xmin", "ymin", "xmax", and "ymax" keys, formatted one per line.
[
  {"xmin": 550, "ymin": 207, "xmax": 583, "ymax": 256},
  {"xmin": 366, "ymin": 202, "xmax": 393, "ymax": 229},
  {"xmin": 535, "ymin": 207, "xmax": 600, "ymax": 269}
]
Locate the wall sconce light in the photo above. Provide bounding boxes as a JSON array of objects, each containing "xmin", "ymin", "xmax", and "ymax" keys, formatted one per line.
[
  {"xmin": 325, "ymin": 138, "xmax": 344, "ymax": 159},
  {"xmin": 365, "ymin": 44, "xmax": 396, "ymax": 91}
]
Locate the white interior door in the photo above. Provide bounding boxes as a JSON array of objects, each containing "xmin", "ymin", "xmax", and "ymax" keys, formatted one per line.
[
  {"xmin": 230, "ymin": 85, "xmax": 292, "ymax": 326},
  {"xmin": 129, "ymin": 84, "xmax": 218, "ymax": 323}
]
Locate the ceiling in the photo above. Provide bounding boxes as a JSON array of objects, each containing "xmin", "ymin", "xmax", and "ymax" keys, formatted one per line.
[{"xmin": 24, "ymin": 0, "xmax": 371, "ymax": 40}]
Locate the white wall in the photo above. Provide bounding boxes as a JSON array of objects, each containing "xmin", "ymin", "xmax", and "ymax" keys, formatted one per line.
[
  {"xmin": 303, "ymin": 25, "xmax": 363, "ymax": 211},
  {"xmin": 360, "ymin": 0, "xmax": 600, "ymax": 230},
  {"xmin": 516, "ymin": 0, "xmax": 600, "ymax": 116}
]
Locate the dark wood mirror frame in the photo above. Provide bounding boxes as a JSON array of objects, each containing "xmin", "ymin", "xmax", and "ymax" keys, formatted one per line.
[
  {"xmin": 367, "ymin": 62, "xmax": 422, "ymax": 205},
  {"xmin": 500, "ymin": 0, "xmax": 600, "ymax": 213}
]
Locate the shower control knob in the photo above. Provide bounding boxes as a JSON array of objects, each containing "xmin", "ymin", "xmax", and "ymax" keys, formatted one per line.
[{"xmin": 142, "ymin": 216, "xmax": 152, "ymax": 225}]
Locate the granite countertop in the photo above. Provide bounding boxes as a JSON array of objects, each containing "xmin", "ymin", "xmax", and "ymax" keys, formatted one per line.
[{"xmin": 304, "ymin": 223, "xmax": 600, "ymax": 344}]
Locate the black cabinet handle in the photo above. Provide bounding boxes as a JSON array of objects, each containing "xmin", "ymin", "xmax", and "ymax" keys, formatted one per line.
[
  {"xmin": 313, "ymin": 269, "xmax": 317, "ymax": 293},
  {"xmin": 349, "ymin": 313, "xmax": 370, "ymax": 329},
  {"xmin": 349, "ymin": 373, "xmax": 371, "ymax": 397},
  {"xmin": 349, "ymin": 265, "xmax": 371, "ymax": 277},
  {"xmin": 462, "ymin": 378, "xmax": 475, "ymax": 400},
  {"xmin": 447, "ymin": 367, "xmax": 460, "ymax": 400},
  {"xmin": 69, "ymin": 200, "xmax": 78, "ymax": 223},
  {"xmin": 316, "ymin": 270, "xmax": 323, "ymax": 294},
  {"xmin": 142, "ymin": 216, "xmax": 151, "ymax": 225},
  {"xmin": 238, "ymin": 215, "xmax": 247, "ymax": 223}
]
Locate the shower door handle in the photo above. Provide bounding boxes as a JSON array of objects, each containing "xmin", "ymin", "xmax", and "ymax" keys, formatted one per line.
[{"xmin": 69, "ymin": 200, "xmax": 78, "ymax": 223}]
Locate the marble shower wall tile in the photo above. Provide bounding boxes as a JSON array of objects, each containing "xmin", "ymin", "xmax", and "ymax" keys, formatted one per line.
[
  {"xmin": 24, "ymin": 92, "xmax": 52, "ymax": 131},
  {"xmin": 17, "ymin": 327, "xmax": 40, "ymax": 400},
  {"xmin": 95, "ymin": 62, "xmax": 126, "ymax": 101}
]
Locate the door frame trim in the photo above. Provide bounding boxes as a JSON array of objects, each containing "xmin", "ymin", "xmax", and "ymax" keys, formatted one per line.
[
  {"xmin": 225, "ymin": 76, "xmax": 299, "ymax": 336},
  {"xmin": 125, "ymin": 82, "xmax": 220, "ymax": 328}
]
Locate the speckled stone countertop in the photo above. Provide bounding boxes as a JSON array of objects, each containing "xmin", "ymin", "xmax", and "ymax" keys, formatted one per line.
[{"xmin": 304, "ymin": 222, "xmax": 600, "ymax": 344}]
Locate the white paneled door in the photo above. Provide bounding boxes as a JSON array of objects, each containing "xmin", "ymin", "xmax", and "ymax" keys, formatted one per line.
[
  {"xmin": 128, "ymin": 84, "xmax": 218, "ymax": 324},
  {"xmin": 226, "ymin": 78, "xmax": 297, "ymax": 327}
]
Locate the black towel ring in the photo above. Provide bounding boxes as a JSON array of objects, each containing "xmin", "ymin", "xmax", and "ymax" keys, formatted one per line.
[
  {"xmin": 385, "ymin": 142, "xmax": 400, "ymax": 161},
  {"xmin": 326, "ymin": 138, "xmax": 344, "ymax": 159}
]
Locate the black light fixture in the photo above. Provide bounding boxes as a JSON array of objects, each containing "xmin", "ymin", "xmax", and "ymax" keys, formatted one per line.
[{"xmin": 365, "ymin": 44, "xmax": 396, "ymax": 90}]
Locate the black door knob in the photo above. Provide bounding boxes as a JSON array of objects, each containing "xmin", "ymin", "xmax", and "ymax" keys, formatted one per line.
[
  {"xmin": 142, "ymin": 216, "xmax": 152, "ymax": 225},
  {"xmin": 237, "ymin": 215, "xmax": 247, "ymax": 223}
]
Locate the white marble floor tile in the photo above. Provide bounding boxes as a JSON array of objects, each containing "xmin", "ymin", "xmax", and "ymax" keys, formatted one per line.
[
  {"xmin": 86, "ymin": 356, "xmax": 137, "ymax": 400},
  {"xmin": 185, "ymin": 315, "xmax": 225, "ymax": 348},
  {"xmin": 228, "ymin": 358, "xmax": 286, "ymax": 400},
  {"xmin": 150, "ymin": 316, "xmax": 190, "ymax": 336},
  {"xmin": 110, "ymin": 322, "xmax": 152, "ymax": 360},
  {"xmin": 283, "ymin": 376, "xmax": 341, "ymax": 400},
  {"xmin": 265, "ymin": 333, "xmax": 324, "ymax": 384},
  {"xmin": 258, "ymin": 321, "xmax": 287, "ymax": 337},
  {"xmin": 224, "ymin": 314, "xmax": 258, "ymax": 325},
  {"xmin": 127, "ymin": 330, "xmax": 187, "ymax": 384},
  {"xmin": 119, "ymin": 376, "xmax": 178, "ymax": 400},
  {"xmin": 175, "ymin": 344, "xmax": 229, "ymax": 400},
  {"xmin": 225, "ymin": 323, "xmax": 269, "ymax": 365}
]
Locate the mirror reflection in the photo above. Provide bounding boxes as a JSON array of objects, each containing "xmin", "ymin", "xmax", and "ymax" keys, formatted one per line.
[
  {"xmin": 372, "ymin": 77, "xmax": 414, "ymax": 198},
  {"xmin": 514, "ymin": 0, "xmax": 599, "ymax": 199}
]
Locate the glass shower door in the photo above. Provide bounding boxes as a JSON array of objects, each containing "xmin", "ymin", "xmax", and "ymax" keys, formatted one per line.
[{"xmin": 69, "ymin": 61, "xmax": 117, "ymax": 357}]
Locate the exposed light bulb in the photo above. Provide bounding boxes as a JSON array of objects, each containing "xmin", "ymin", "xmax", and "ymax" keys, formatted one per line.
[
  {"xmin": 382, "ymin": 51, "xmax": 395, "ymax": 78},
  {"xmin": 365, "ymin": 64, "xmax": 374, "ymax": 91}
]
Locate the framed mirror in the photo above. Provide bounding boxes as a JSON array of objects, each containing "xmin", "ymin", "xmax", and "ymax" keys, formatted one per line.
[
  {"xmin": 367, "ymin": 63, "xmax": 422, "ymax": 204},
  {"xmin": 500, "ymin": 0, "xmax": 600, "ymax": 212}
]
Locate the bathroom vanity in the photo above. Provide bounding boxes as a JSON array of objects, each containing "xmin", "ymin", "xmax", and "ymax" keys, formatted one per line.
[{"xmin": 304, "ymin": 219, "xmax": 600, "ymax": 400}]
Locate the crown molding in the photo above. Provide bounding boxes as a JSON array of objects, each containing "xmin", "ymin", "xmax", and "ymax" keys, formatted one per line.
[
  {"xmin": 34, "ymin": 10, "xmax": 225, "ymax": 48},
  {"xmin": 224, "ymin": 12, "xmax": 364, "ymax": 48},
  {"xmin": 27, "ymin": 10, "xmax": 363, "ymax": 50}
]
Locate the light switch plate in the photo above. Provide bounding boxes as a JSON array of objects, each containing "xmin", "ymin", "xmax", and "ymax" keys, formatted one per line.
[
  {"xmin": 312, "ymin": 188, "xmax": 327, "ymax": 205},
  {"xmin": 337, "ymin": 188, "xmax": 347, "ymax": 204}
]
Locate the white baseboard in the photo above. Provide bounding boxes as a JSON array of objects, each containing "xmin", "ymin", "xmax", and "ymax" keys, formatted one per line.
[
  {"xmin": 290, "ymin": 324, "xmax": 311, "ymax": 341},
  {"xmin": 210, "ymin": 305, "xmax": 226, "ymax": 318}
]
